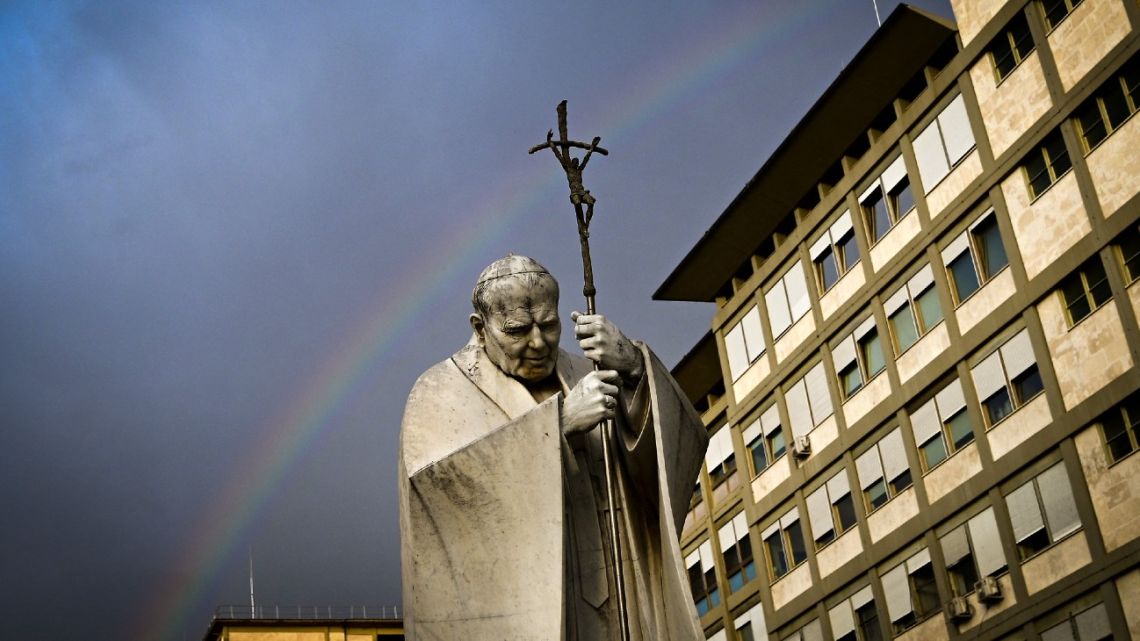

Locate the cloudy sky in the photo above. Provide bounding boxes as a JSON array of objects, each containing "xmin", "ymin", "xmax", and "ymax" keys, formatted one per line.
[{"xmin": 1, "ymin": 1, "xmax": 953, "ymax": 639}]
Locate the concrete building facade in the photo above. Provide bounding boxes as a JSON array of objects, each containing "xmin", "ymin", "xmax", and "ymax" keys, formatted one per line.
[{"xmin": 660, "ymin": 2, "xmax": 1140, "ymax": 640}]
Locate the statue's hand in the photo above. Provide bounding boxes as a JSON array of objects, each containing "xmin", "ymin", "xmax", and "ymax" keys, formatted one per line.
[
  {"xmin": 562, "ymin": 370, "xmax": 621, "ymax": 436},
  {"xmin": 571, "ymin": 311, "xmax": 644, "ymax": 382}
]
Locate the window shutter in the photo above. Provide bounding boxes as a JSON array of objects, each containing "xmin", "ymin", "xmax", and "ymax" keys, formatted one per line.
[
  {"xmin": 742, "ymin": 306, "xmax": 765, "ymax": 359},
  {"xmin": 907, "ymin": 548, "xmax": 931, "ymax": 574},
  {"xmin": 1038, "ymin": 462, "xmax": 1081, "ymax": 539},
  {"xmin": 785, "ymin": 263, "xmax": 812, "ymax": 322},
  {"xmin": 832, "ymin": 335, "xmax": 858, "ymax": 372},
  {"xmin": 831, "ymin": 210, "xmax": 854, "ymax": 239},
  {"xmin": 806, "ymin": 486, "xmax": 833, "ymax": 541},
  {"xmin": 742, "ymin": 419, "xmax": 762, "ymax": 446},
  {"xmin": 829, "ymin": 601, "xmax": 855, "ymax": 640},
  {"xmin": 801, "ymin": 619, "xmax": 823, "ymax": 641},
  {"xmin": 908, "ymin": 264, "xmax": 935, "ymax": 297},
  {"xmin": 879, "ymin": 429, "xmax": 909, "ymax": 484},
  {"xmin": 939, "ymin": 94, "xmax": 976, "ymax": 166},
  {"xmin": 785, "ymin": 380, "xmax": 813, "ymax": 439},
  {"xmin": 940, "ymin": 232, "xmax": 971, "ymax": 266},
  {"xmin": 1075, "ymin": 604, "xmax": 1111, "ymax": 641},
  {"xmin": 761, "ymin": 404, "xmax": 782, "ymax": 436},
  {"xmin": 811, "ymin": 234, "xmax": 832, "ymax": 261},
  {"xmin": 856, "ymin": 448, "xmax": 885, "ymax": 490},
  {"xmin": 999, "ymin": 329, "xmax": 1036, "ymax": 381},
  {"xmin": 935, "ymin": 379, "xmax": 966, "ymax": 418},
  {"xmin": 971, "ymin": 351, "xmax": 1007, "ymax": 401},
  {"xmin": 827, "ymin": 470, "xmax": 852, "ymax": 500},
  {"xmin": 881, "ymin": 155, "xmax": 908, "ymax": 193},
  {"xmin": 726, "ymin": 324, "xmax": 749, "ymax": 381},
  {"xmin": 766, "ymin": 279, "xmax": 792, "ymax": 338},
  {"xmin": 941, "ymin": 525, "xmax": 969, "ymax": 565},
  {"xmin": 882, "ymin": 563, "xmax": 912, "ymax": 623},
  {"xmin": 805, "ymin": 362, "xmax": 833, "ymax": 425},
  {"xmin": 968, "ymin": 508, "xmax": 1005, "ymax": 577},
  {"xmin": 780, "ymin": 507, "xmax": 801, "ymax": 530},
  {"xmin": 852, "ymin": 585, "xmax": 875, "ymax": 609},
  {"xmin": 910, "ymin": 399, "xmax": 941, "ymax": 445},
  {"xmin": 913, "ymin": 118, "xmax": 951, "ymax": 190},
  {"xmin": 1005, "ymin": 481, "xmax": 1045, "ymax": 544},
  {"xmin": 885, "ymin": 287, "xmax": 911, "ymax": 317}
]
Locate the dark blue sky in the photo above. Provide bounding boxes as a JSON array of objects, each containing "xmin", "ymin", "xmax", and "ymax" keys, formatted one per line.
[{"xmin": 0, "ymin": 1, "xmax": 952, "ymax": 639}]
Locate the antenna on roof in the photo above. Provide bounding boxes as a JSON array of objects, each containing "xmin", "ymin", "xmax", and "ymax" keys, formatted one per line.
[
  {"xmin": 872, "ymin": 0, "xmax": 882, "ymax": 26},
  {"xmin": 249, "ymin": 546, "xmax": 256, "ymax": 618}
]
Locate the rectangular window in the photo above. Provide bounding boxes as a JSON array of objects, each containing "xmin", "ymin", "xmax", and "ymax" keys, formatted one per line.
[
  {"xmin": 735, "ymin": 602, "xmax": 765, "ymax": 641},
  {"xmin": 807, "ymin": 470, "xmax": 856, "ymax": 548},
  {"xmin": 705, "ymin": 427, "xmax": 738, "ymax": 495},
  {"xmin": 1102, "ymin": 393, "xmax": 1140, "ymax": 462},
  {"xmin": 686, "ymin": 541, "xmax": 719, "ymax": 616},
  {"xmin": 971, "ymin": 328, "xmax": 1042, "ymax": 427},
  {"xmin": 786, "ymin": 362, "xmax": 834, "ymax": 438},
  {"xmin": 883, "ymin": 549, "xmax": 939, "ymax": 633},
  {"xmin": 833, "ymin": 317, "xmax": 882, "ymax": 401},
  {"xmin": 855, "ymin": 428, "xmax": 911, "ymax": 513},
  {"xmin": 1006, "ymin": 461, "xmax": 1082, "ymax": 559},
  {"xmin": 1060, "ymin": 257, "xmax": 1112, "ymax": 325},
  {"xmin": 763, "ymin": 508, "xmax": 807, "ymax": 581},
  {"xmin": 990, "ymin": 12, "xmax": 1035, "ymax": 81},
  {"xmin": 1040, "ymin": 602, "xmax": 1112, "ymax": 641},
  {"xmin": 1040, "ymin": 0, "xmax": 1084, "ymax": 30},
  {"xmin": 911, "ymin": 378, "xmax": 974, "ymax": 472},
  {"xmin": 829, "ymin": 586, "xmax": 876, "ymax": 641},
  {"xmin": 725, "ymin": 306, "xmax": 765, "ymax": 381},
  {"xmin": 859, "ymin": 328, "xmax": 885, "ymax": 378},
  {"xmin": 941, "ymin": 210, "xmax": 1009, "ymax": 305},
  {"xmin": 913, "ymin": 94, "xmax": 976, "ymax": 192},
  {"xmin": 1074, "ymin": 55, "xmax": 1139, "ymax": 151},
  {"xmin": 1118, "ymin": 223, "xmax": 1140, "ymax": 284},
  {"xmin": 941, "ymin": 508, "xmax": 1007, "ymax": 597},
  {"xmin": 811, "ymin": 211, "xmax": 861, "ymax": 292},
  {"xmin": 743, "ymin": 405, "xmax": 785, "ymax": 476},
  {"xmin": 765, "ymin": 262, "xmax": 812, "ymax": 339},
  {"xmin": 785, "ymin": 620, "xmax": 823, "ymax": 641},
  {"xmin": 1025, "ymin": 128, "xmax": 1073, "ymax": 198},
  {"xmin": 718, "ymin": 512, "xmax": 756, "ymax": 593},
  {"xmin": 860, "ymin": 156, "xmax": 912, "ymax": 244},
  {"xmin": 885, "ymin": 265, "xmax": 943, "ymax": 355}
]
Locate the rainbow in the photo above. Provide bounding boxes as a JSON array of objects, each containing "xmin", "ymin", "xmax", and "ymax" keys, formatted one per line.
[{"xmin": 139, "ymin": 2, "xmax": 843, "ymax": 639}]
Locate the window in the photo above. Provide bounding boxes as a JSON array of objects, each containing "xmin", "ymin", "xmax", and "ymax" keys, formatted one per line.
[
  {"xmin": 885, "ymin": 265, "xmax": 944, "ymax": 354},
  {"xmin": 941, "ymin": 210, "xmax": 1010, "ymax": 304},
  {"xmin": 764, "ymin": 262, "xmax": 812, "ymax": 339},
  {"xmin": 1040, "ymin": 0, "xmax": 1085, "ymax": 30},
  {"xmin": 706, "ymin": 427, "xmax": 739, "ymax": 500},
  {"xmin": 743, "ymin": 404, "xmax": 785, "ymax": 476},
  {"xmin": 1040, "ymin": 602, "xmax": 1113, "ymax": 641},
  {"xmin": 971, "ymin": 329, "xmax": 1043, "ymax": 427},
  {"xmin": 806, "ymin": 470, "xmax": 857, "ymax": 548},
  {"xmin": 811, "ymin": 210, "xmax": 861, "ymax": 292},
  {"xmin": 855, "ymin": 428, "xmax": 912, "ymax": 513},
  {"xmin": 913, "ymin": 94, "xmax": 976, "ymax": 192},
  {"xmin": 941, "ymin": 507, "xmax": 1007, "ymax": 597},
  {"xmin": 829, "ymin": 587, "xmax": 879, "ymax": 641},
  {"xmin": 785, "ymin": 362, "xmax": 834, "ymax": 441},
  {"xmin": 1060, "ymin": 257, "xmax": 1112, "ymax": 325},
  {"xmin": 726, "ymin": 306, "xmax": 765, "ymax": 381},
  {"xmin": 718, "ymin": 512, "xmax": 756, "ymax": 593},
  {"xmin": 784, "ymin": 619, "xmax": 823, "ymax": 641},
  {"xmin": 1101, "ymin": 393, "xmax": 1140, "ymax": 462},
  {"xmin": 833, "ymin": 317, "xmax": 885, "ymax": 400},
  {"xmin": 1025, "ymin": 129, "xmax": 1073, "ymax": 198},
  {"xmin": 686, "ymin": 541, "xmax": 719, "ymax": 616},
  {"xmin": 911, "ymin": 378, "xmax": 974, "ymax": 471},
  {"xmin": 1006, "ymin": 461, "xmax": 1082, "ymax": 560},
  {"xmin": 762, "ymin": 508, "xmax": 807, "ymax": 581},
  {"xmin": 990, "ymin": 12, "xmax": 1035, "ymax": 81},
  {"xmin": 1118, "ymin": 224, "xmax": 1140, "ymax": 284},
  {"xmin": 860, "ymin": 156, "xmax": 913, "ymax": 244},
  {"xmin": 1075, "ymin": 55, "xmax": 1139, "ymax": 151},
  {"xmin": 734, "ymin": 602, "xmax": 765, "ymax": 641},
  {"xmin": 883, "ymin": 549, "xmax": 940, "ymax": 633}
]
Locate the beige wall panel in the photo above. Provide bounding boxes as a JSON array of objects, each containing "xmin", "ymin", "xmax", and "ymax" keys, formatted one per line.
[
  {"xmin": 1002, "ymin": 171, "xmax": 1090, "ymax": 280},
  {"xmin": 1075, "ymin": 425, "xmax": 1140, "ymax": 551},
  {"xmin": 1117, "ymin": 568, "xmax": 1140, "ymax": 640},
  {"xmin": 956, "ymin": 574, "xmax": 1018, "ymax": 632},
  {"xmin": 896, "ymin": 323, "xmax": 951, "ymax": 382},
  {"xmin": 987, "ymin": 394, "xmax": 1053, "ymax": 460},
  {"xmin": 870, "ymin": 212, "xmax": 923, "ymax": 273},
  {"xmin": 868, "ymin": 486, "xmax": 919, "ymax": 543},
  {"xmin": 1087, "ymin": 114, "xmax": 1140, "ymax": 218},
  {"xmin": 771, "ymin": 561, "xmax": 813, "ymax": 610},
  {"xmin": 924, "ymin": 442, "xmax": 983, "ymax": 504},
  {"xmin": 1022, "ymin": 531, "xmax": 1092, "ymax": 594},
  {"xmin": 817, "ymin": 527, "xmax": 863, "ymax": 577},
  {"xmin": 927, "ymin": 151, "xmax": 984, "ymax": 219},
  {"xmin": 1039, "ymin": 295, "xmax": 1133, "ymax": 410},
  {"xmin": 956, "ymin": 268, "xmax": 1016, "ymax": 335},
  {"xmin": 897, "ymin": 612, "xmax": 950, "ymax": 641},
  {"xmin": 775, "ymin": 314, "xmax": 816, "ymax": 364},
  {"xmin": 752, "ymin": 455, "xmax": 792, "ymax": 504},
  {"xmin": 732, "ymin": 355, "xmax": 771, "ymax": 406},
  {"xmin": 231, "ymin": 631, "xmax": 330, "ymax": 641},
  {"xmin": 810, "ymin": 415, "xmax": 840, "ymax": 456},
  {"xmin": 969, "ymin": 53, "xmax": 1052, "ymax": 159},
  {"xmin": 1048, "ymin": 0, "xmax": 1132, "ymax": 91},
  {"xmin": 820, "ymin": 267, "xmax": 866, "ymax": 321},
  {"xmin": 949, "ymin": 0, "xmax": 1008, "ymax": 48},
  {"xmin": 842, "ymin": 373, "xmax": 892, "ymax": 428}
]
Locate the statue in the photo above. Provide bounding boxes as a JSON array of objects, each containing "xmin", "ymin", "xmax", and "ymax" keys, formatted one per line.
[{"xmin": 397, "ymin": 255, "xmax": 708, "ymax": 640}]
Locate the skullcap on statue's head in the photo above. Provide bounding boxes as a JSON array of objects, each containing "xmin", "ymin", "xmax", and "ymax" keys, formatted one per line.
[{"xmin": 471, "ymin": 255, "xmax": 558, "ymax": 317}]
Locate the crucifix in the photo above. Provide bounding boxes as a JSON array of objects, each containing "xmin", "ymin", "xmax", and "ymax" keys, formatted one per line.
[{"xmin": 529, "ymin": 100, "xmax": 630, "ymax": 641}]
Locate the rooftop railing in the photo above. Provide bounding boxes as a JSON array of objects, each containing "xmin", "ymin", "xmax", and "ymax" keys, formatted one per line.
[{"xmin": 214, "ymin": 604, "xmax": 401, "ymax": 621}]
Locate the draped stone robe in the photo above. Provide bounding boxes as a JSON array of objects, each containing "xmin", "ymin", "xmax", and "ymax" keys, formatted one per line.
[{"xmin": 398, "ymin": 338, "xmax": 707, "ymax": 640}]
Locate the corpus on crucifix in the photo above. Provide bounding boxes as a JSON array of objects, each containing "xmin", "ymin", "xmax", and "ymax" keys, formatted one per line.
[{"xmin": 397, "ymin": 103, "xmax": 708, "ymax": 641}]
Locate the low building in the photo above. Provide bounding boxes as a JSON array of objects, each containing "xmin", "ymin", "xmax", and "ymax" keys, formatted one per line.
[{"xmin": 202, "ymin": 606, "xmax": 403, "ymax": 641}]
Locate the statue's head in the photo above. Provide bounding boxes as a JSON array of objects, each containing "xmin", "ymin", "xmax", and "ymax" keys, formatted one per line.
[{"xmin": 470, "ymin": 255, "xmax": 561, "ymax": 385}]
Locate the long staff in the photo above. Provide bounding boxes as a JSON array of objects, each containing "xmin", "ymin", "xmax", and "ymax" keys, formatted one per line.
[{"xmin": 529, "ymin": 101, "xmax": 630, "ymax": 641}]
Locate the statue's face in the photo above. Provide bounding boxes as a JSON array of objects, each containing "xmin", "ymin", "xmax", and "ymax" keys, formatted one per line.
[{"xmin": 471, "ymin": 276, "xmax": 561, "ymax": 385}]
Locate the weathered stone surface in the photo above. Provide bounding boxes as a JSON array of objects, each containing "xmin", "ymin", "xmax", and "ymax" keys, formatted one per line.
[
  {"xmin": 924, "ymin": 442, "xmax": 982, "ymax": 505},
  {"xmin": 1022, "ymin": 531, "xmax": 1091, "ymax": 595},
  {"xmin": 843, "ymin": 372, "xmax": 892, "ymax": 429},
  {"xmin": 1075, "ymin": 425, "xmax": 1140, "ymax": 552},
  {"xmin": 869, "ymin": 486, "xmax": 918, "ymax": 543},
  {"xmin": 817, "ymin": 527, "xmax": 862, "ymax": 578},
  {"xmin": 871, "ymin": 211, "xmax": 922, "ymax": 273},
  {"xmin": 820, "ymin": 266, "xmax": 866, "ymax": 321},
  {"xmin": 1049, "ymin": 0, "xmax": 1131, "ymax": 91},
  {"xmin": 927, "ymin": 151, "xmax": 983, "ymax": 219},
  {"xmin": 1087, "ymin": 114, "xmax": 1140, "ymax": 218},
  {"xmin": 1003, "ymin": 171, "xmax": 1090, "ymax": 281},
  {"xmin": 1117, "ymin": 568, "xmax": 1140, "ymax": 639},
  {"xmin": 771, "ymin": 561, "xmax": 812, "ymax": 610},
  {"xmin": 956, "ymin": 268, "xmax": 1015, "ymax": 335},
  {"xmin": 987, "ymin": 394, "xmax": 1052, "ymax": 460},
  {"xmin": 950, "ymin": 0, "xmax": 1007, "ymax": 48},
  {"xmin": 897, "ymin": 322, "xmax": 950, "ymax": 383},
  {"xmin": 1038, "ymin": 295, "xmax": 1132, "ymax": 410},
  {"xmin": 775, "ymin": 313, "xmax": 815, "ymax": 364},
  {"xmin": 969, "ymin": 53, "xmax": 1052, "ymax": 160}
]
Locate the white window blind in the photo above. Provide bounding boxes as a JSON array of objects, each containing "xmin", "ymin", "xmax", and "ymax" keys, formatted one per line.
[
  {"xmin": 968, "ymin": 508, "xmax": 1005, "ymax": 577},
  {"xmin": 914, "ymin": 94, "xmax": 976, "ymax": 192}
]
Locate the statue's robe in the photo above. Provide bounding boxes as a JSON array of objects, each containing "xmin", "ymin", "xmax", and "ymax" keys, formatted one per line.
[{"xmin": 398, "ymin": 339, "xmax": 708, "ymax": 640}]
